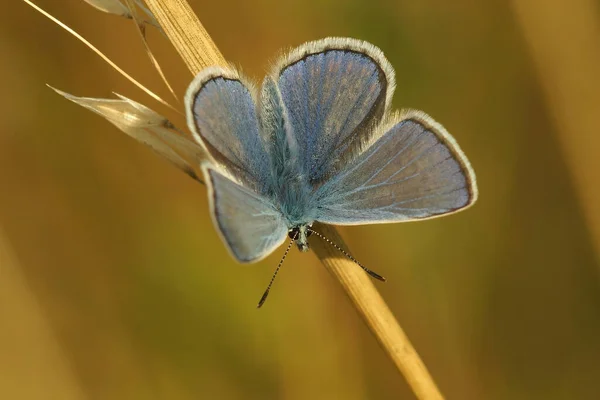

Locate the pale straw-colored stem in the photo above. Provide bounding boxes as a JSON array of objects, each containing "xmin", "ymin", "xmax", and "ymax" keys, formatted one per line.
[
  {"xmin": 144, "ymin": 0, "xmax": 226, "ymax": 71},
  {"xmin": 311, "ymin": 224, "xmax": 444, "ymax": 400},
  {"xmin": 144, "ymin": 1, "xmax": 444, "ymax": 398}
]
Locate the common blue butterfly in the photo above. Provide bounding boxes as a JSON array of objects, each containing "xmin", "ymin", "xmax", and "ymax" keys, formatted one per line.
[{"xmin": 184, "ymin": 38, "xmax": 478, "ymax": 304}]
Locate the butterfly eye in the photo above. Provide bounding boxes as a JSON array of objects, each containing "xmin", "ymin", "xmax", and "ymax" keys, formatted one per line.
[{"xmin": 288, "ymin": 228, "xmax": 300, "ymax": 239}]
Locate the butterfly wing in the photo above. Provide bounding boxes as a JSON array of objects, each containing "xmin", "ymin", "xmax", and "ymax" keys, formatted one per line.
[
  {"xmin": 204, "ymin": 165, "xmax": 288, "ymax": 263},
  {"xmin": 186, "ymin": 67, "xmax": 288, "ymax": 262},
  {"xmin": 314, "ymin": 110, "xmax": 478, "ymax": 224},
  {"xmin": 273, "ymin": 37, "xmax": 395, "ymax": 184},
  {"xmin": 185, "ymin": 66, "xmax": 271, "ymax": 193}
]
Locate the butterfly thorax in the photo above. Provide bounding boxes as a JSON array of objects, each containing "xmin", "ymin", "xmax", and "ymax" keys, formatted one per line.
[
  {"xmin": 268, "ymin": 162, "xmax": 315, "ymax": 228},
  {"xmin": 261, "ymin": 75, "xmax": 317, "ymax": 230}
]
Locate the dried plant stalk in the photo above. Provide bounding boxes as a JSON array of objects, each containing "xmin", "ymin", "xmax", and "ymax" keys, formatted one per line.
[
  {"xmin": 23, "ymin": 0, "xmax": 174, "ymax": 109},
  {"xmin": 311, "ymin": 224, "xmax": 443, "ymax": 400},
  {"xmin": 144, "ymin": 0, "xmax": 226, "ymax": 71},
  {"xmin": 83, "ymin": 0, "xmax": 130, "ymax": 16},
  {"xmin": 83, "ymin": 0, "xmax": 161, "ymax": 28},
  {"xmin": 123, "ymin": 0, "xmax": 178, "ymax": 100},
  {"xmin": 51, "ymin": 87, "xmax": 206, "ymax": 182},
  {"xmin": 144, "ymin": 0, "xmax": 445, "ymax": 398}
]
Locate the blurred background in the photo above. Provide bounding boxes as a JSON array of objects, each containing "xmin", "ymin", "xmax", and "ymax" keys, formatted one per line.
[{"xmin": 2, "ymin": 0, "xmax": 600, "ymax": 399}]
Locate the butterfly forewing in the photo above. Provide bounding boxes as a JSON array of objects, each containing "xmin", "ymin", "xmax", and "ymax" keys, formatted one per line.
[
  {"xmin": 273, "ymin": 38, "xmax": 395, "ymax": 185},
  {"xmin": 185, "ymin": 67, "xmax": 270, "ymax": 193}
]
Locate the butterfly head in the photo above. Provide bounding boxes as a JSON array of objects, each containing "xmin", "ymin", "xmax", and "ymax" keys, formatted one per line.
[{"xmin": 288, "ymin": 224, "xmax": 313, "ymax": 252}]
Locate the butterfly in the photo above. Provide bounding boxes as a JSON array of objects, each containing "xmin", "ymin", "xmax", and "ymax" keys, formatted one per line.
[{"xmin": 183, "ymin": 38, "xmax": 478, "ymax": 304}]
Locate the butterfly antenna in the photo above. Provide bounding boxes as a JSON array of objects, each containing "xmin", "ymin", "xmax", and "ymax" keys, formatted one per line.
[
  {"xmin": 257, "ymin": 234, "xmax": 296, "ymax": 308},
  {"xmin": 307, "ymin": 228, "xmax": 386, "ymax": 282}
]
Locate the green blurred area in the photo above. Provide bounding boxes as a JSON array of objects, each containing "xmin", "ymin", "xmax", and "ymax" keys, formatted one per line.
[{"xmin": 1, "ymin": 0, "xmax": 600, "ymax": 399}]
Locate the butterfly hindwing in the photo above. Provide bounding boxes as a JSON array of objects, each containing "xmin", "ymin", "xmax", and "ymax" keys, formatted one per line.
[
  {"xmin": 314, "ymin": 110, "xmax": 478, "ymax": 224},
  {"xmin": 204, "ymin": 165, "xmax": 288, "ymax": 263}
]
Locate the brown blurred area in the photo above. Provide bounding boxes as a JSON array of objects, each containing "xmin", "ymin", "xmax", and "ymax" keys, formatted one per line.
[{"xmin": 1, "ymin": 0, "xmax": 600, "ymax": 399}]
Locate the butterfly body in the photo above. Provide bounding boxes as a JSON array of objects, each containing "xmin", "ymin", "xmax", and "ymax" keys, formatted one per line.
[
  {"xmin": 259, "ymin": 76, "xmax": 316, "ymax": 234},
  {"xmin": 185, "ymin": 38, "xmax": 478, "ymax": 263}
]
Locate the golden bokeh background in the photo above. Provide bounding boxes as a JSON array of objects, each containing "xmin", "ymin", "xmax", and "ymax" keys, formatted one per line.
[{"xmin": 2, "ymin": 0, "xmax": 600, "ymax": 399}]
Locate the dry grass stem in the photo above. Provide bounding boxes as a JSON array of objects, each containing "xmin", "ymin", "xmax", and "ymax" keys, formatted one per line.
[
  {"xmin": 144, "ymin": 0, "xmax": 227, "ymax": 71},
  {"xmin": 144, "ymin": 0, "xmax": 446, "ymax": 398},
  {"xmin": 83, "ymin": 0, "xmax": 161, "ymax": 29},
  {"xmin": 83, "ymin": 0, "xmax": 130, "ymax": 16},
  {"xmin": 311, "ymin": 224, "xmax": 444, "ymax": 400},
  {"xmin": 51, "ymin": 86, "xmax": 206, "ymax": 182},
  {"xmin": 22, "ymin": 0, "xmax": 174, "ymax": 110},
  {"xmin": 123, "ymin": 0, "xmax": 179, "ymax": 101}
]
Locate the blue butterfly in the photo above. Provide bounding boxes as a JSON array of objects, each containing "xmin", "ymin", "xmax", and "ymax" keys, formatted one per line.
[{"xmin": 184, "ymin": 38, "xmax": 478, "ymax": 304}]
